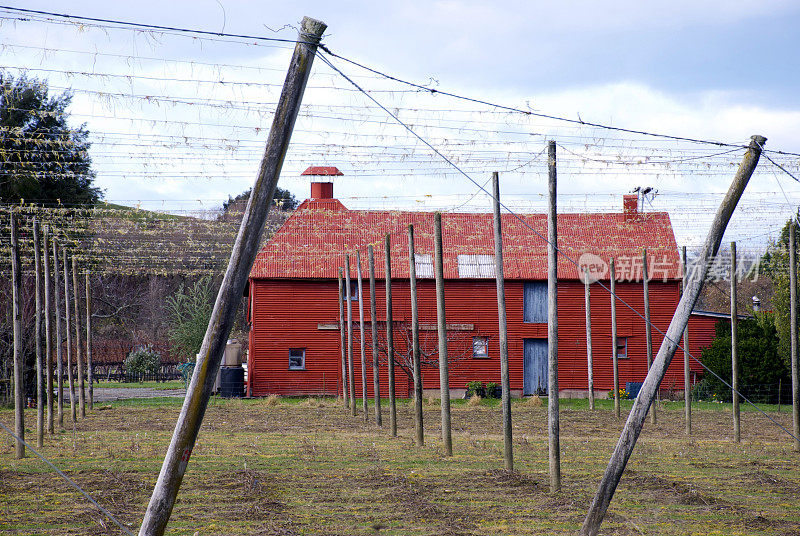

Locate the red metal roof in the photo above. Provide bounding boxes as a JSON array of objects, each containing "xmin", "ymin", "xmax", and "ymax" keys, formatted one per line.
[
  {"xmin": 301, "ymin": 166, "xmax": 343, "ymax": 176},
  {"xmin": 251, "ymin": 198, "xmax": 681, "ymax": 281}
]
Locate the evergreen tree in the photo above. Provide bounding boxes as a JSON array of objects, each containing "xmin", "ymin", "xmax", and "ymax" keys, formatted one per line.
[{"xmin": 0, "ymin": 73, "xmax": 101, "ymax": 205}]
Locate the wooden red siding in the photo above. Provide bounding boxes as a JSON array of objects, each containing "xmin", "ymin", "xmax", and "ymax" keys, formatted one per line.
[{"xmin": 248, "ymin": 277, "xmax": 707, "ymax": 397}]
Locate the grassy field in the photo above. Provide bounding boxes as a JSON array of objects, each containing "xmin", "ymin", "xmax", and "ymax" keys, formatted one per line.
[{"xmin": 1, "ymin": 397, "xmax": 798, "ymax": 535}]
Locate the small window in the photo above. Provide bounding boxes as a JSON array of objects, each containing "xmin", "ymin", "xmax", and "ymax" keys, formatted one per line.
[
  {"xmin": 616, "ymin": 338, "xmax": 628, "ymax": 359},
  {"xmin": 472, "ymin": 336, "xmax": 489, "ymax": 358},
  {"xmin": 343, "ymin": 281, "xmax": 359, "ymax": 301},
  {"xmin": 414, "ymin": 254, "xmax": 433, "ymax": 278},
  {"xmin": 457, "ymin": 254, "xmax": 496, "ymax": 278},
  {"xmin": 289, "ymin": 348, "xmax": 306, "ymax": 370}
]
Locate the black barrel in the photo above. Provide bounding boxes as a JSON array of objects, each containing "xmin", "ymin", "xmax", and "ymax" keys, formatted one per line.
[{"xmin": 219, "ymin": 366, "xmax": 244, "ymax": 397}]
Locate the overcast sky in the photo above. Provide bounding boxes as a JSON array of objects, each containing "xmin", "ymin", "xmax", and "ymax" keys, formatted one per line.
[{"xmin": 4, "ymin": 1, "xmax": 800, "ymax": 249}]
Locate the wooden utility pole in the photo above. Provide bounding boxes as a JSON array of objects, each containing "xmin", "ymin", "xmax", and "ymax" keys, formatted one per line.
[
  {"xmin": 682, "ymin": 246, "xmax": 691, "ymax": 435},
  {"xmin": 345, "ymin": 254, "xmax": 356, "ymax": 415},
  {"xmin": 546, "ymin": 143, "xmax": 560, "ymax": 490},
  {"xmin": 385, "ymin": 234, "xmax": 397, "ymax": 437},
  {"xmin": 611, "ymin": 259, "xmax": 620, "ymax": 419},
  {"xmin": 356, "ymin": 250, "xmax": 368, "ymax": 420},
  {"xmin": 433, "ymin": 213, "xmax": 452, "ymax": 456},
  {"xmin": 85, "ymin": 272, "xmax": 93, "ymax": 410},
  {"xmin": 790, "ymin": 224, "xmax": 800, "ymax": 452},
  {"xmin": 53, "ymin": 240, "xmax": 64, "ymax": 428},
  {"xmin": 338, "ymin": 269, "xmax": 348, "ymax": 405},
  {"xmin": 408, "ymin": 224, "xmax": 424, "ymax": 446},
  {"xmin": 368, "ymin": 245, "xmax": 382, "ymax": 426},
  {"xmin": 731, "ymin": 241, "xmax": 740, "ymax": 442},
  {"xmin": 63, "ymin": 249, "xmax": 76, "ymax": 423},
  {"xmin": 72, "ymin": 256, "xmax": 86, "ymax": 418},
  {"xmin": 138, "ymin": 18, "xmax": 328, "ymax": 536},
  {"xmin": 11, "ymin": 211, "xmax": 25, "ymax": 458},
  {"xmin": 491, "ymin": 171, "xmax": 513, "ymax": 470},
  {"xmin": 44, "ymin": 226, "xmax": 54, "ymax": 434},
  {"xmin": 643, "ymin": 249, "xmax": 656, "ymax": 424},
  {"xmin": 580, "ymin": 135, "xmax": 766, "ymax": 536},
  {"xmin": 585, "ymin": 273, "xmax": 594, "ymax": 410},
  {"xmin": 34, "ymin": 219, "xmax": 44, "ymax": 448}
]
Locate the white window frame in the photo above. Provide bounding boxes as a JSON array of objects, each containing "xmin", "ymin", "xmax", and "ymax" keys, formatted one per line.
[
  {"xmin": 288, "ymin": 348, "xmax": 306, "ymax": 370},
  {"xmin": 616, "ymin": 338, "xmax": 628, "ymax": 360},
  {"xmin": 472, "ymin": 336, "xmax": 489, "ymax": 359}
]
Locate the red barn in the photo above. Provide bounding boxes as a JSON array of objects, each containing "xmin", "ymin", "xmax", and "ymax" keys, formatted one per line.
[{"xmin": 247, "ymin": 173, "xmax": 707, "ymax": 398}]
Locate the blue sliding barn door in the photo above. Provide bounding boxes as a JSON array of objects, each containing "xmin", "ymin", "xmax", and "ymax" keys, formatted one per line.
[{"xmin": 523, "ymin": 338, "xmax": 548, "ymax": 395}]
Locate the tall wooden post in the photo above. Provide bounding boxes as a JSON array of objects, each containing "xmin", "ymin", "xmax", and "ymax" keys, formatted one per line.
[
  {"xmin": 682, "ymin": 246, "xmax": 691, "ymax": 435},
  {"xmin": 731, "ymin": 241, "xmax": 740, "ymax": 442},
  {"xmin": 434, "ymin": 213, "xmax": 452, "ymax": 456},
  {"xmin": 72, "ymin": 256, "xmax": 86, "ymax": 418},
  {"xmin": 139, "ymin": 18, "xmax": 328, "ymax": 536},
  {"xmin": 44, "ymin": 226, "xmax": 54, "ymax": 434},
  {"xmin": 585, "ymin": 273, "xmax": 594, "ymax": 410},
  {"xmin": 643, "ymin": 249, "xmax": 656, "ymax": 424},
  {"xmin": 338, "ymin": 269, "xmax": 348, "ymax": 405},
  {"xmin": 790, "ymin": 224, "xmax": 800, "ymax": 452},
  {"xmin": 356, "ymin": 250, "xmax": 368, "ymax": 420},
  {"xmin": 368, "ymin": 245, "xmax": 382, "ymax": 426},
  {"xmin": 53, "ymin": 240, "xmax": 64, "ymax": 428},
  {"xmin": 547, "ymin": 143, "xmax": 561, "ymax": 490},
  {"xmin": 85, "ymin": 272, "xmax": 93, "ymax": 410},
  {"xmin": 580, "ymin": 135, "xmax": 766, "ymax": 536},
  {"xmin": 611, "ymin": 259, "xmax": 620, "ymax": 419},
  {"xmin": 492, "ymin": 172, "xmax": 513, "ymax": 470},
  {"xmin": 408, "ymin": 224, "xmax": 424, "ymax": 446},
  {"xmin": 385, "ymin": 234, "xmax": 397, "ymax": 437},
  {"xmin": 34, "ymin": 219, "xmax": 44, "ymax": 448},
  {"xmin": 345, "ymin": 254, "xmax": 356, "ymax": 415},
  {"xmin": 63, "ymin": 249, "xmax": 76, "ymax": 423},
  {"xmin": 11, "ymin": 211, "xmax": 25, "ymax": 458}
]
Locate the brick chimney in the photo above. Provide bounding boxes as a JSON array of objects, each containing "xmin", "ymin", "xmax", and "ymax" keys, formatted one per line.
[
  {"xmin": 623, "ymin": 194, "xmax": 638, "ymax": 223},
  {"xmin": 302, "ymin": 166, "xmax": 342, "ymax": 199}
]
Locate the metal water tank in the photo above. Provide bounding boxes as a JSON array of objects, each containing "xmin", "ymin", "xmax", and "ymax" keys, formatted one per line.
[
  {"xmin": 224, "ymin": 339, "xmax": 242, "ymax": 367},
  {"xmin": 219, "ymin": 366, "xmax": 244, "ymax": 397}
]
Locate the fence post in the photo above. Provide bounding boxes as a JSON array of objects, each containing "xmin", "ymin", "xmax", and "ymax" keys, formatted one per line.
[
  {"xmin": 72, "ymin": 256, "xmax": 86, "ymax": 418},
  {"xmin": 611, "ymin": 259, "xmax": 620, "ymax": 419},
  {"xmin": 585, "ymin": 273, "xmax": 594, "ymax": 410},
  {"xmin": 11, "ymin": 211, "xmax": 25, "ymax": 458},
  {"xmin": 368, "ymin": 245, "xmax": 382, "ymax": 426},
  {"xmin": 683, "ymin": 246, "xmax": 691, "ymax": 436},
  {"xmin": 434, "ymin": 213, "xmax": 452, "ymax": 455},
  {"xmin": 385, "ymin": 234, "xmax": 397, "ymax": 437},
  {"xmin": 408, "ymin": 224, "xmax": 424, "ymax": 446},
  {"xmin": 338, "ymin": 269, "xmax": 348, "ymax": 406},
  {"xmin": 356, "ymin": 250, "xmax": 368, "ymax": 421},
  {"xmin": 63, "ymin": 249, "xmax": 76, "ymax": 423},
  {"xmin": 43, "ymin": 226, "xmax": 54, "ymax": 434},
  {"xmin": 643, "ymin": 249, "xmax": 656, "ymax": 424},
  {"xmin": 580, "ymin": 134, "xmax": 766, "ymax": 536},
  {"xmin": 791, "ymin": 223, "xmax": 800, "ymax": 452},
  {"xmin": 34, "ymin": 218, "xmax": 44, "ymax": 448},
  {"xmin": 138, "ymin": 18, "xmax": 328, "ymax": 536},
  {"xmin": 53, "ymin": 240, "xmax": 64, "ymax": 428},
  {"xmin": 345, "ymin": 254, "xmax": 356, "ymax": 415},
  {"xmin": 731, "ymin": 241, "xmax": 740, "ymax": 442},
  {"xmin": 86, "ymin": 272, "xmax": 93, "ymax": 410}
]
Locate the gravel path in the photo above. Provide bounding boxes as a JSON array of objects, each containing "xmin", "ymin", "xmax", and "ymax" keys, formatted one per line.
[{"xmin": 92, "ymin": 387, "xmax": 186, "ymax": 402}]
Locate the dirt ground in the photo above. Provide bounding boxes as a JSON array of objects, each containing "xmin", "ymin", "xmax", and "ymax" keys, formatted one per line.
[{"xmin": 1, "ymin": 397, "xmax": 798, "ymax": 535}]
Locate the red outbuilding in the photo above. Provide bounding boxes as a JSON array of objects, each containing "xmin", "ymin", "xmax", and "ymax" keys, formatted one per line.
[{"xmin": 246, "ymin": 169, "xmax": 709, "ymax": 398}]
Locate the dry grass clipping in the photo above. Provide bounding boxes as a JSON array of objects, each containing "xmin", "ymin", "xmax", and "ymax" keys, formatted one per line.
[
  {"xmin": 524, "ymin": 395, "xmax": 543, "ymax": 407},
  {"xmin": 467, "ymin": 394, "xmax": 483, "ymax": 407},
  {"xmin": 264, "ymin": 394, "xmax": 280, "ymax": 406}
]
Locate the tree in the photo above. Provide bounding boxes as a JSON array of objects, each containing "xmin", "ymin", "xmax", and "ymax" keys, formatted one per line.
[
  {"xmin": 1, "ymin": 72, "xmax": 101, "ymax": 205},
  {"xmin": 762, "ymin": 219, "xmax": 797, "ymax": 370},
  {"xmin": 219, "ymin": 186, "xmax": 297, "ymax": 222},
  {"xmin": 698, "ymin": 312, "xmax": 788, "ymax": 403},
  {"xmin": 166, "ymin": 276, "xmax": 218, "ymax": 362}
]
